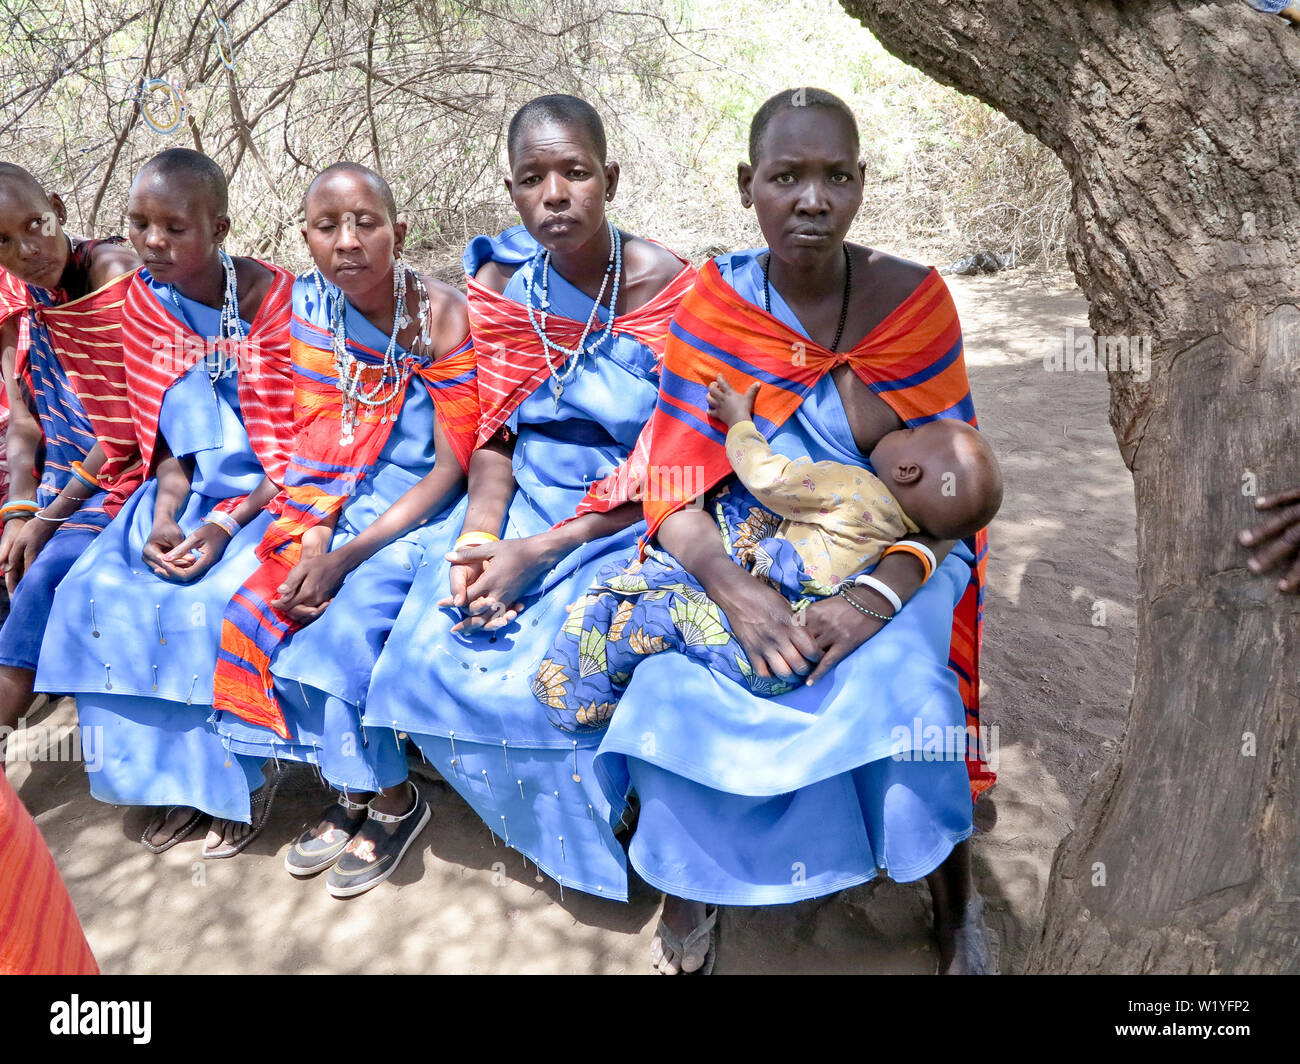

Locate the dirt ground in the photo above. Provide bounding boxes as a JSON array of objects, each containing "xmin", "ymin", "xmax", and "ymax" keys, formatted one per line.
[{"xmin": 6, "ymin": 270, "xmax": 1137, "ymax": 974}]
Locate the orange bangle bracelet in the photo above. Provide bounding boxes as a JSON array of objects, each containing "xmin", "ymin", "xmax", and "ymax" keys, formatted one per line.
[
  {"xmin": 883, "ymin": 542, "xmax": 934, "ymax": 582},
  {"xmin": 70, "ymin": 460, "xmax": 101, "ymax": 488}
]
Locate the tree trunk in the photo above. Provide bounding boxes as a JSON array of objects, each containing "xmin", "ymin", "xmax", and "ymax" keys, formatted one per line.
[{"xmin": 839, "ymin": 0, "xmax": 1300, "ymax": 973}]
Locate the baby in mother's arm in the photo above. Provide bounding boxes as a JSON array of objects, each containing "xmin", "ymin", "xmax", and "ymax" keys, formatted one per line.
[
  {"xmin": 532, "ymin": 376, "xmax": 1003, "ymax": 729},
  {"xmin": 705, "ymin": 374, "xmax": 1001, "ymax": 597}
]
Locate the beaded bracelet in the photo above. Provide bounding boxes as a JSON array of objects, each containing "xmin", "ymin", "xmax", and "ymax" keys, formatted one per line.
[
  {"xmin": 203, "ymin": 511, "xmax": 241, "ymax": 538},
  {"xmin": 455, "ymin": 530, "xmax": 500, "ymax": 549},
  {"xmin": 840, "ymin": 587, "xmax": 894, "ymax": 624},
  {"xmin": 69, "ymin": 461, "xmax": 100, "ymax": 492},
  {"xmin": 883, "ymin": 539, "xmax": 935, "ymax": 582}
]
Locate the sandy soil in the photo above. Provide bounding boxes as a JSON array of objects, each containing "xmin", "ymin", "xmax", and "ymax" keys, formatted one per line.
[{"xmin": 6, "ymin": 270, "xmax": 1137, "ymax": 974}]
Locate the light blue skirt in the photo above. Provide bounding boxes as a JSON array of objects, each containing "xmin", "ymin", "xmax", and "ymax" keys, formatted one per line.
[
  {"xmin": 363, "ymin": 494, "xmax": 642, "ymax": 900},
  {"xmin": 212, "ymin": 519, "xmax": 453, "ymax": 794},
  {"xmin": 594, "ymin": 547, "xmax": 977, "ymax": 905},
  {"xmin": 37, "ymin": 479, "xmax": 272, "ymax": 821}
]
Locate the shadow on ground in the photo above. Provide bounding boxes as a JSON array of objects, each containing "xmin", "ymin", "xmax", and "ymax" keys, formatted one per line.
[{"xmin": 9, "ymin": 271, "xmax": 1136, "ymax": 974}]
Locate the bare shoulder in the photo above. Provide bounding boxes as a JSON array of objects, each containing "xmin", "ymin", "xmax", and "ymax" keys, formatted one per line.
[
  {"xmin": 233, "ymin": 256, "xmax": 275, "ymax": 320},
  {"xmin": 472, "ymin": 259, "xmax": 519, "ymax": 296},
  {"xmin": 621, "ymin": 233, "xmax": 687, "ymax": 311},
  {"xmin": 858, "ymin": 245, "xmax": 932, "ymax": 311},
  {"xmin": 623, "ymin": 233, "xmax": 687, "ymax": 289},
  {"xmin": 422, "ymin": 275, "xmax": 470, "ymax": 354},
  {"xmin": 87, "ymin": 240, "xmax": 140, "ymax": 289}
]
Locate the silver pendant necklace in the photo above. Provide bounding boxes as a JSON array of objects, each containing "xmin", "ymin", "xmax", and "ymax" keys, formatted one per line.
[
  {"xmin": 523, "ymin": 220, "xmax": 623, "ymax": 409},
  {"xmin": 315, "ymin": 261, "xmax": 420, "ymax": 446}
]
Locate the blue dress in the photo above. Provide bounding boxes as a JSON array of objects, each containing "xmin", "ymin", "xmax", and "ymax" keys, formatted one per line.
[
  {"xmin": 35, "ymin": 279, "xmax": 271, "ymax": 822},
  {"xmin": 0, "ymin": 283, "xmax": 111, "ymax": 671},
  {"xmin": 361, "ymin": 227, "xmax": 664, "ymax": 899},
  {"xmin": 211, "ymin": 280, "xmax": 461, "ymax": 794},
  {"xmin": 590, "ymin": 250, "xmax": 976, "ymax": 905}
]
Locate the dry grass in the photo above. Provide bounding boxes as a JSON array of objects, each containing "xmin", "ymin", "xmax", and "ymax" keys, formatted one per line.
[{"xmin": 0, "ymin": 0, "xmax": 1069, "ymax": 278}]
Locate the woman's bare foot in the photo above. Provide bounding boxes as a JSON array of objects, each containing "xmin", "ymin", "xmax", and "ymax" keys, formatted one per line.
[
  {"xmin": 926, "ymin": 839, "xmax": 995, "ymax": 974},
  {"xmin": 650, "ymin": 895, "xmax": 712, "ymax": 974},
  {"xmin": 203, "ymin": 818, "xmax": 252, "ymax": 851},
  {"xmin": 142, "ymin": 806, "xmax": 204, "ymax": 851},
  {"xmin": 935, "ymin": 895, "xmax": 994, "ymax": 974}
]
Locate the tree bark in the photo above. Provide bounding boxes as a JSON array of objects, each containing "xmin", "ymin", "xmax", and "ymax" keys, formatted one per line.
[{"xmin": 839, "ymin": 0, "xmax": 1300, "ymax": 973}]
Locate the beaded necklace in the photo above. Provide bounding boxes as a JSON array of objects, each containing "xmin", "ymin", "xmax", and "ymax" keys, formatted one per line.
[
  {"xmin": 315, "ymin": 261, "xmax": 430, "ymax": 446},
  {"xmin": 166, "ymin": 247, "xmax": 244, "ymax": 384},
  {"xmin": 763, "ymin": 244, "xmax": 853, "ymax": 353},
  {"xmin": 523, "ymin": 220, "xmax": 622, "ymax": 407}
]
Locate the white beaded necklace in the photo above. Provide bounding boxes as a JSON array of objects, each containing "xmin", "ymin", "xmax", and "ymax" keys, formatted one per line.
[
  {"xmin": 315, "ymin": 261, "xmax": 429, "ymax": 446},
  {"xmin": 166, "ymin": 247, "xmax": 243, "ymax": 384},
  {"xmin": 523, "ymin": 220, "xmax": 622, "ymax": 407}
]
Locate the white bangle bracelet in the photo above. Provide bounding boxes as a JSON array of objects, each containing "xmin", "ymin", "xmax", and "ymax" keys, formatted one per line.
[
  {"xmin": 203, "ymin": 511, "xmax": 241, "ymax": 537},
  {"xmin": 853, "ymin": 572, "xmax": 902, "ymax": 614},
  {"xmin": 892, "ymin": 539, "xmax": 937, "ymax": 574},
  {"xmin": 33, "ymin": 509, "xmax": 71, "ymax": 523}
]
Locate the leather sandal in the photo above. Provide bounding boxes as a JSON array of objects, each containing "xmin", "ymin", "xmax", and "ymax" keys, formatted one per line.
[
  {"xmin": 203, "ymin": 775, "xmax": 283, "ymax": 859},
  {"xmin": 652, "ymin": 906, "xmax": 719, "ymax": 975},
  {"xmin": 141, "ymin": 806, "xmax": 206, "ymax": 854}
]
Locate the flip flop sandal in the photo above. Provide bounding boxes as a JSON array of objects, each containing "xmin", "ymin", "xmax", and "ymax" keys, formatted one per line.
[
  {"xmin": 141, "ymin": 806, "xmax": 207, "ymax": 854},
  {"xmin": 652, "ymin": 905, "xmax": 720, "ymax": 975},
  {"xmin": 202, "ymin": 775, "xmax": 283, "ymax": 860},
  {"xmin": 284, "ymin": 792, "xmax": 370, "ymax": 877},
  {"xmin": 325, "ymin": 787, "xmax": 431, "ymax": 899}
]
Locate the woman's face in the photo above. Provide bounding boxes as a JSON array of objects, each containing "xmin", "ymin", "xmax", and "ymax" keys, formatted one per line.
[
  {"xmin": 126, "ymin": 169, "xmax": 226, "ymax": 291},
  {"xmin": 739, "ymin": 106, "xmax": 865, "ymax": 271},
  {"xmin": 506, "ymin": 120, "xmax": 619, "ymax": 256},
  {"xmin": 0, "ymin": 180, "xmax": 68, "ymax": 290},
  {"xmin": 302, "ymin": 171, "xmax": 404, "ymax": 298}
]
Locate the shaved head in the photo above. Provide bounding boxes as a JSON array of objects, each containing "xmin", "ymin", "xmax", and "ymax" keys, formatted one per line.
[
  {"xmin": 0, "ymin": 162, "xmax": 69, "ymax": 289},
  {"xmin": 136, "ymin": 148, "xmax": 228, "ymax": 216},
  {"xmin": 304, "ymin": 162, "xmax": 397, "ymax": 223},
  {"xmin": 507, "ymin": 94, "xmax": 607, "ymax": 165},
  {"xmin": 749, "ymin": 87, "xmax": 859, "ymax": 164},
  {"xmin": 0, "ymin": 162, "xmax": 50, "ymax": 202}
]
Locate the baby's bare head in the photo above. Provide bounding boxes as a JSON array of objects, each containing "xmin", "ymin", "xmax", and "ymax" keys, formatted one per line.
[{"xmin": 869, "ymin": 419, "xmax": 1002, "ymax": 540}]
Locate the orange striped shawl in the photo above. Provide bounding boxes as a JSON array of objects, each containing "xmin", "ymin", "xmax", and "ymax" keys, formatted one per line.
[
  {"xmin": 0, "ymin": 263, "xmax": 141, "ymax": 515},
  {"xmin": 644, "ymin": 258, "xmax": 994, "ymax": 799}
]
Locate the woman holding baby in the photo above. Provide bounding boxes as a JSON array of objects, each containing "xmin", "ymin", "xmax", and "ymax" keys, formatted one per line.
[{"xmin": 539, "ymin": 87, "xmax": 1004, "ymax": 974}]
